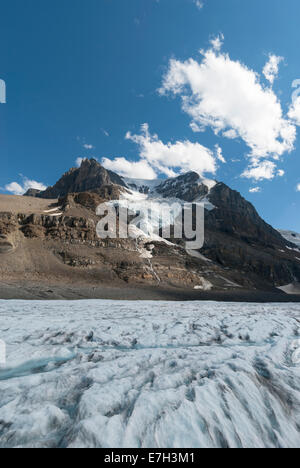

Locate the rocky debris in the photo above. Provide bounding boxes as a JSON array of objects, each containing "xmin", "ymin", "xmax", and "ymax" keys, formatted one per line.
[
  {"xmin": 59, "ymin": 188, "xmax": 124, "ymax": 212},
  {"xmin": 37, "ymin": 159, "xmax": 126, "ymax": 199},
  {"xmin": 0, "ymin": 213, "xmax": 18, "ymax": 235},
  {"xmin": 56, "ymin": 251, "xmax": 97, "ymax": 268},
  {"xmin": 59, "ymin": 192, "xmax": 102, "ymax": 212},
  {"xmin": 21, "ymin": 224, "xmax": 46, "ymax": 238}
]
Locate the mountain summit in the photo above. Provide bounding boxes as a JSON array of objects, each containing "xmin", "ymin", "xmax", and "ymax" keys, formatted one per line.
[
  {"xmin": 1, "ymin": 158, "xmax": 299, "ymax": 300},
  {"xmin": 36, "ymin": 158, "xmax": 125, "ymax": 199}
]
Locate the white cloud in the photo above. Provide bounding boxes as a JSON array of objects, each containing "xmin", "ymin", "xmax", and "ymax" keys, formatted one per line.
[
  {"xmin": 296, "ymin": 183, "xmax": 300, "ymax": 192},
  {"xmin": 249, "ymin": 187, "xmax": 261, "ymax": 193},
  {"xmin": 159, "ymin": 40, "xmax": 296, "ymax": 180},
  {"xmin": 210, "ymin": 34, "xmax": 224, "ymax": 52},
  {"xmin": 277, "ymin": 169, "xmax": 285, "ymax": 177},
  {"xmin": 263, "ymin": 54, "xmax": 283, "ymax": 85},
  {"xmin": 288, "ymin": 96, "xmax": 300, "ymax": 126},
  {"xmin": 102, "ymin": 157, "xmax": 157, "ymax": 180},
  {"xmin": 101, "ymin": 124, "xmax": 219, "ymax": 180},
  {"xmin": 242, "ymin": 161, "xmax": 277, "ymax": 181},
  {"xmin": 124, "ymin": 123, "xmax": 217, "ymax": 178},
  {"xmin": 4, "ymin": 182, "xmax": 24, "ymax": 196},
  {"xmin": 194, "ymin": 0, "xmax": 204, "ymax": 10},
  {"xmin": 5, "ymin": 177, "xmax": 47, "ymax": 195},
  {"xmin": 222, "ymin": 129, "xmax": 238, "ymax": 139},
  {"xmin": 215, "ymin": 144, "xmax": 226, "ymax": 163},
  {"xmin": 83, "ymin": 144, "xmax": 94, "ymax": 150},
  {"xmin": 190, "ymin": 121, "xmax": 205, "ymax": 133}
]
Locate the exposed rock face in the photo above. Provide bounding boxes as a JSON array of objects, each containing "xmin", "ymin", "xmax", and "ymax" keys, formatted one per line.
[
  {"xmin": 2, "ymin": 159, "xmax": 300, "ymax": 294},
  {"xmin": 130, "ymin": 172, "xmax": 300, "ymax": 287},
  {"xmin": 0, "ymin": 205, "xmax": 245, "ymax": 291},
  {"xmin": 199, "ymin": 182, "xmax": 300, "ymax": 286},
  {"xmin": 37, "ymin": 159, "xmax": 126, "ymax": 199},
  {"xmin": 23, "ymin": 188, "xmax": 42, "ymax": 198},
  {"xmin": 207, "ymin": 183, "xmax": 286, "ymax": 247},
  {"xmin": 156, "ymin": 171, "xmax": 210, "ymax": 202}
]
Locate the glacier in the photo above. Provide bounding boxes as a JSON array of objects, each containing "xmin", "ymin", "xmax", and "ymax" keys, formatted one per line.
[{"xmin": 0, "ymin": 300, "xmax": 299, "ymax": 448}]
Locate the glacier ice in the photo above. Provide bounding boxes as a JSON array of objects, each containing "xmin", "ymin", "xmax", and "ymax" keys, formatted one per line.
[{"xmin": 0, "ymin": 300, "xmax": 299, "ymax": 448}]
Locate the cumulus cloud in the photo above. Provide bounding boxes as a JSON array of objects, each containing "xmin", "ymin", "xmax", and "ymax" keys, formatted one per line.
[
  {"xmin": 83, "ymin": 144, "xmax": 94, "ymax": 150},
  {"xmin": 210, "ymin": 34, "xmax": 224, "ymax": 52},
  {"xmin": 102, "ymin": 157, "xmax": 157, "ymax": 180},
  {"xmin": 215, "ymin": 144, "xmax": 226, "ymax": 163},
  {"xmin": 159, "ymin": 40, "xmax": 296, "ymax": 180},
  {"xmin": 263, "ymin": 55, "xmax": 283, "ymax": 85},
  {"xmin": 249, "ymin": 187, "xmax": 261, "ymax": 193},
  {"xmin": 242, "ymin": 162, "xmax": 284, "ymax": 181},
  {"xmin": 5, "ymin": 177, "xmax": 47, "ymax": 195},
  {"xmin": 242, "ymin": 161, "xmax": 277, "ymax": 181},
  {"xmin": 125, "ymin": 123, "xmax": 217, "ymax": 177},
  {"xmin": 102, "ymin": 124, "xmax": 219, "ymax": 179},
  {"xmin": 296, "ymin": 183, "xmax": 300, "ymax": 192},
  {"xmin": 288, "ymin": 96, "xmax": 300, "ymax": 126}
]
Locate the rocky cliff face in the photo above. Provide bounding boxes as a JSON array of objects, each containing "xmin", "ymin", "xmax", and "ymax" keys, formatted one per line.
[
  {"xmin": 156, "ymin": 171, "xmax": 211, "ymax": 201},
  {"xmin": 36, "ymin": 159, "xmax": 125, "ymax": 199},
  {"xmin": 150, "ymin": 173, "xmax": 300, "ymax": 287},
  {"xmin": 0, "ymin": 196, "xmax": 252, "ymax": 292},
  {"xmin": 5, "ymin": 159, "xmax": 300, "ymax": 293}
]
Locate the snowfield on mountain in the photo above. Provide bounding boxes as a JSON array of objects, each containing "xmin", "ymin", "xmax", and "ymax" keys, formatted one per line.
[{"xmin": 0, "ymin": 300, "xmax": 300, "ymax": 448}]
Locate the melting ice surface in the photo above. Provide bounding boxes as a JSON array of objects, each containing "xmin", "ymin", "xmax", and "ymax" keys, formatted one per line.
[{"xmin": 0, "ymin": 300, "xmax": 300, "ymax": 448}]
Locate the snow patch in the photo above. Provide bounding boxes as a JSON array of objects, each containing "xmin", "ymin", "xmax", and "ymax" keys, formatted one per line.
[
  {"xmin": 194, "ymin": 278, "xmax": 213, "ymax": 291},
  {"xmin": 279, "ymin": 230, "xmax": 300, "ymax": 248},
  {"xmin": 278, "ymin": 282, "xmax": 300, "ymax": 295}
]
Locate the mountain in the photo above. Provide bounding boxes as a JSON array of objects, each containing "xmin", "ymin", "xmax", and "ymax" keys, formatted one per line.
[
  {"xmin": 36, "ymin": 158, "xmax": 125, "ymax": 199},
  {"xmin": 1, "ymin": 158, "xmax": 299, "ymax": 300},
  {"xmin": 118, "ymin": 170, "xmax": 300, "ymax": 287}
]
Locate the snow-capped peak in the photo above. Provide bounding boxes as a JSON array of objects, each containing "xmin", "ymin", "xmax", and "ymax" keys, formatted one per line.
[
  {"xmin": 122, "ymin": 177, "xmax": 162, "ymax": 194},
  {"xmin": 122, "ymin": 172, "xmax": 217, "ymax": 201}
]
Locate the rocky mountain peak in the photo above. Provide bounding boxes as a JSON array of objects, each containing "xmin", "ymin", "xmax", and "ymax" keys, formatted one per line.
[
  {"xmin": 23, "ymin": 188, "xmax": 42, "ymax": 198},
  {"xmin": 35, "ymin": 159, "xmax": 126, "ymax": 199},
  {"xmin": 4, "ymin": 158, "xmax": 300, "ymax": 293},
  {"xmin": 155, "ymin": 172, "xmax": 216, "ymax": 202},
  {"xmin": 122, "ymin": 171, "xmax": 217, "ymax": 201}
]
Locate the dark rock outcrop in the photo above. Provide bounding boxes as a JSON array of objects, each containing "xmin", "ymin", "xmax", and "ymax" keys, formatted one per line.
[
  {"xmin": 206, "ymin": 182, "xmax": 288, "ymax": 248},
  {"xmin": 23, "ymin": 188, "xmax": 42, "ymax": 198},
  {"xmin": 37, "ymin": 159, "xmax": 126, "ymax": 199},
  {"xmin": 201, "ymin": 182, "xmax": 300, "ymax": 286},
  {"xmin": 156, "ymin": 171, "xmax": 209, "ymax": 202}
]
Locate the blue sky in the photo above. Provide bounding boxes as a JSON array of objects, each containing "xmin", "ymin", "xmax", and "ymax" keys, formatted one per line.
[{"xmin": 1, "ymin": 0, "xmax": 300, "ymax": 231}]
